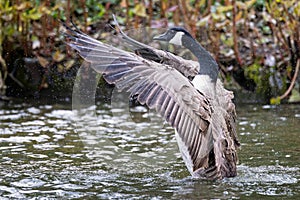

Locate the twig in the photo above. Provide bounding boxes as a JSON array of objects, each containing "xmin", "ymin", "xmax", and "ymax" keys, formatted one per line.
[
  {"xmin": 78, "ymin": 0, "xmax": 87, "ymax": 32},
  {"xmin": 148, "ymin": 0, "xmax": 153, "ymax": 27},
  {"xmin": 126, "ymin": 0, "xmax": 129, "ymax": 27},
  {"xmin": 280, "ymin": 59, "xmax": 300, "ymax": 100},
  {"xmin": 231, "ymin": 0, "xmax": 243, "ymax": 66},
  {"xmin": 172, "ymin": 1, "xmax": 180, "ymax": 25},
  {"xmin": 8, "ymin": 73, "xmax": 24, "ymax": 88},
  {"xmin": 161, "ymin": 0, "xmax": 166, "ymax": 18},
  {"xmin": 134, "ymin": 0, "xmax": 139, "ymax": 29},
  {"xmin": 178, "ymin": 0, "xmax": 192, "ymax": 35},
  {"xmin": 203, "ymin": 0, "xmax": 212, "ymax": 16}
]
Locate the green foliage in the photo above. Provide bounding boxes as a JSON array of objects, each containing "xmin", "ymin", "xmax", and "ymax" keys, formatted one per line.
[
  {"xmin": 245, "ymin": 63, "xmax": 261, "ymax": 85},
  {"xmin": 270, "ymin": 96, "xmax": 281, "ymax": 105},
  {"xmin": 289, "ymin": 89, "xmax": 300, "ymax": 103},
  {"xmin": 245, "ymin": 61, "xmax": 288, "ymax": 102},
  {"xmin": 0, "ymin": 0, "xmax": 299, "ymax": 102}
]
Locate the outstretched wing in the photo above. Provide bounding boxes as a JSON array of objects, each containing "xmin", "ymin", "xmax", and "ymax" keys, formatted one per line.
[
  {"xmin": 112, "ymin": 15, "xmax": 200, "ymax": 80},
  {"xmin": 63, "ymin": 23, "xmax": 213, "ymax": 174}
]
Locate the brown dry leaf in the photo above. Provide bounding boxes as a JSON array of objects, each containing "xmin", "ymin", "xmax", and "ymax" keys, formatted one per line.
[
  {"xmin": 161, "ymin": 1, "xmax": 167, "ymax": 11},
  {"xmin": 196, "ymin": 15, "xmax": 211, "ymax": 27},
  {"xmin": 64, "ymin": 59, "xmax": 75, "ymax": 71},
  {"xmin": 57, "ymin": 64, "xmax": 64, "ymax": 73},
  {"xmin": 245, "ymin": 0, "xmax": 257, "ymax": 9},
  {"xmin": 235, "ymin": 11, "xmax": 243, "ymax": 21},
  {"xmin": 15, "ymin": 2, "xmax": 31, "ymax": 10},
  {"xmin": 53, "ymin": 50, "xmax": 65, "ymax": 62},
  {"xmin": 236, "ymin": 1, "xmax": 246, "ymax": 10},
  {"xmin": 216, "ymin": 5, "xmax": 232, "ymax": 13},
  {"xmin": 120, "ymin": 0, "xmax": 127, "ymax": 7},
  {"xmin": 37, "ymin": 56, "xmax": 49, "ymax": 68},
  {"xmin": 197, "ymin": 0, "xmax": 206, "ymax": 7},
  {"xmin": 134, "ymin": 3, "xmax": 147, "ymax": 17},
  {"xmin": 38, "ymin": 4, "xmax": 51, "ymax": 15},
  {"xmin": 40, "ymin": 81, "xmax": 48, "ymax": 89}
]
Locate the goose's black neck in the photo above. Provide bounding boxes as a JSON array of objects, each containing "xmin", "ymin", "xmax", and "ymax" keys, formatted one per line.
[{"xmin": 182, "ymin": 35, "xmax": 218, "ymax": 82}]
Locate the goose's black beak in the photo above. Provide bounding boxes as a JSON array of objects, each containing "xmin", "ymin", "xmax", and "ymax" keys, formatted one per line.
[{"xmin": 153, "ymin": 32, "xmax": 168, "ymax": 41}]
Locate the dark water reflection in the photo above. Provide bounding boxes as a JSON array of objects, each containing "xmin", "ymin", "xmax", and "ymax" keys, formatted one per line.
[{"xmin": 0, "ymin": 101, "xmax": 299, "ymax": 199}]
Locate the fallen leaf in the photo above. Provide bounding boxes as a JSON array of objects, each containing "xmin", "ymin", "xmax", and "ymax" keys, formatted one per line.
[
  {"xmin": 134, "ymin": 3, "xmax": 147, "ymax": 17},
  {"xmin": 64, "ymin": 59, "xmax": 75, "ymax": 71},
  {"xmin": 15, "ymin": 2, "xmax": 31, "ymax": 10},
  {"xmin": 37, "ymin": 56, "xmax": 49, "ymax": 68},
  {"xmin": 57, "ymin": 64, "xmax": 64, "ymax": 73},
  {"xmin": 289, "ymin": 89, "xmax": 300, "ymax": 103},
  {"xmin": 53, "ymin": 50, "xmax": 65, "ymax": 62}
]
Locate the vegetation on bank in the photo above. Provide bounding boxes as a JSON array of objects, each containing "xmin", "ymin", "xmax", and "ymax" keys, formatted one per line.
[{"xmin": 0, "ymin": 0, "xmax": 300, "ymax": 103}]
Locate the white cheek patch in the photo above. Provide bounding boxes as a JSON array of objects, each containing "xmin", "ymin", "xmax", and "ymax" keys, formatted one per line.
[{"xmin": 169, "ymin": 32, "xmax": 184, "ymax": 46}]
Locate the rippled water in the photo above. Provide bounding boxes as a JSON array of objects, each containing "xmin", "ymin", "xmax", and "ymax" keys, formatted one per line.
[{"xmin": 0, "ymin": 100, "xmax": 299, "ymax": 199}]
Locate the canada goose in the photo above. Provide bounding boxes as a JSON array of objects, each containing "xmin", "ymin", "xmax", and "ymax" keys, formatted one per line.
[{"xmin": 63, "ymin": 17, "xmax": 240, "ymax": 180}]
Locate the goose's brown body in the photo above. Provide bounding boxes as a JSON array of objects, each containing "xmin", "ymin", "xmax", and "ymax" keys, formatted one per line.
[{"xmin": 63, "ymin": 17, "xmax": 240, "ymax": 180}]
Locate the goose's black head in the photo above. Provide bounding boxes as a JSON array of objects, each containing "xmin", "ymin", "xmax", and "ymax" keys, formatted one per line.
[
  {"xmin": 154, "ymin": 27, "xmax": 219, "ymax": 83},
  {"xmin": 153, "ymin": 27, "xmax": 194, "ymax": 46}
]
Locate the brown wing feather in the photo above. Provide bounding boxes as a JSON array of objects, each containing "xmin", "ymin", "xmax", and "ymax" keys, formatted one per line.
[{"xmin": 63, "ymin": 24, "xmax": 214, "ymax": 173}]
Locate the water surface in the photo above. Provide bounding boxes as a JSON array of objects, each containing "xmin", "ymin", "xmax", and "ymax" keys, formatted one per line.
[{"xmin": 0, "ymin": 100, "xmax": 299, "ymax": 199}]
